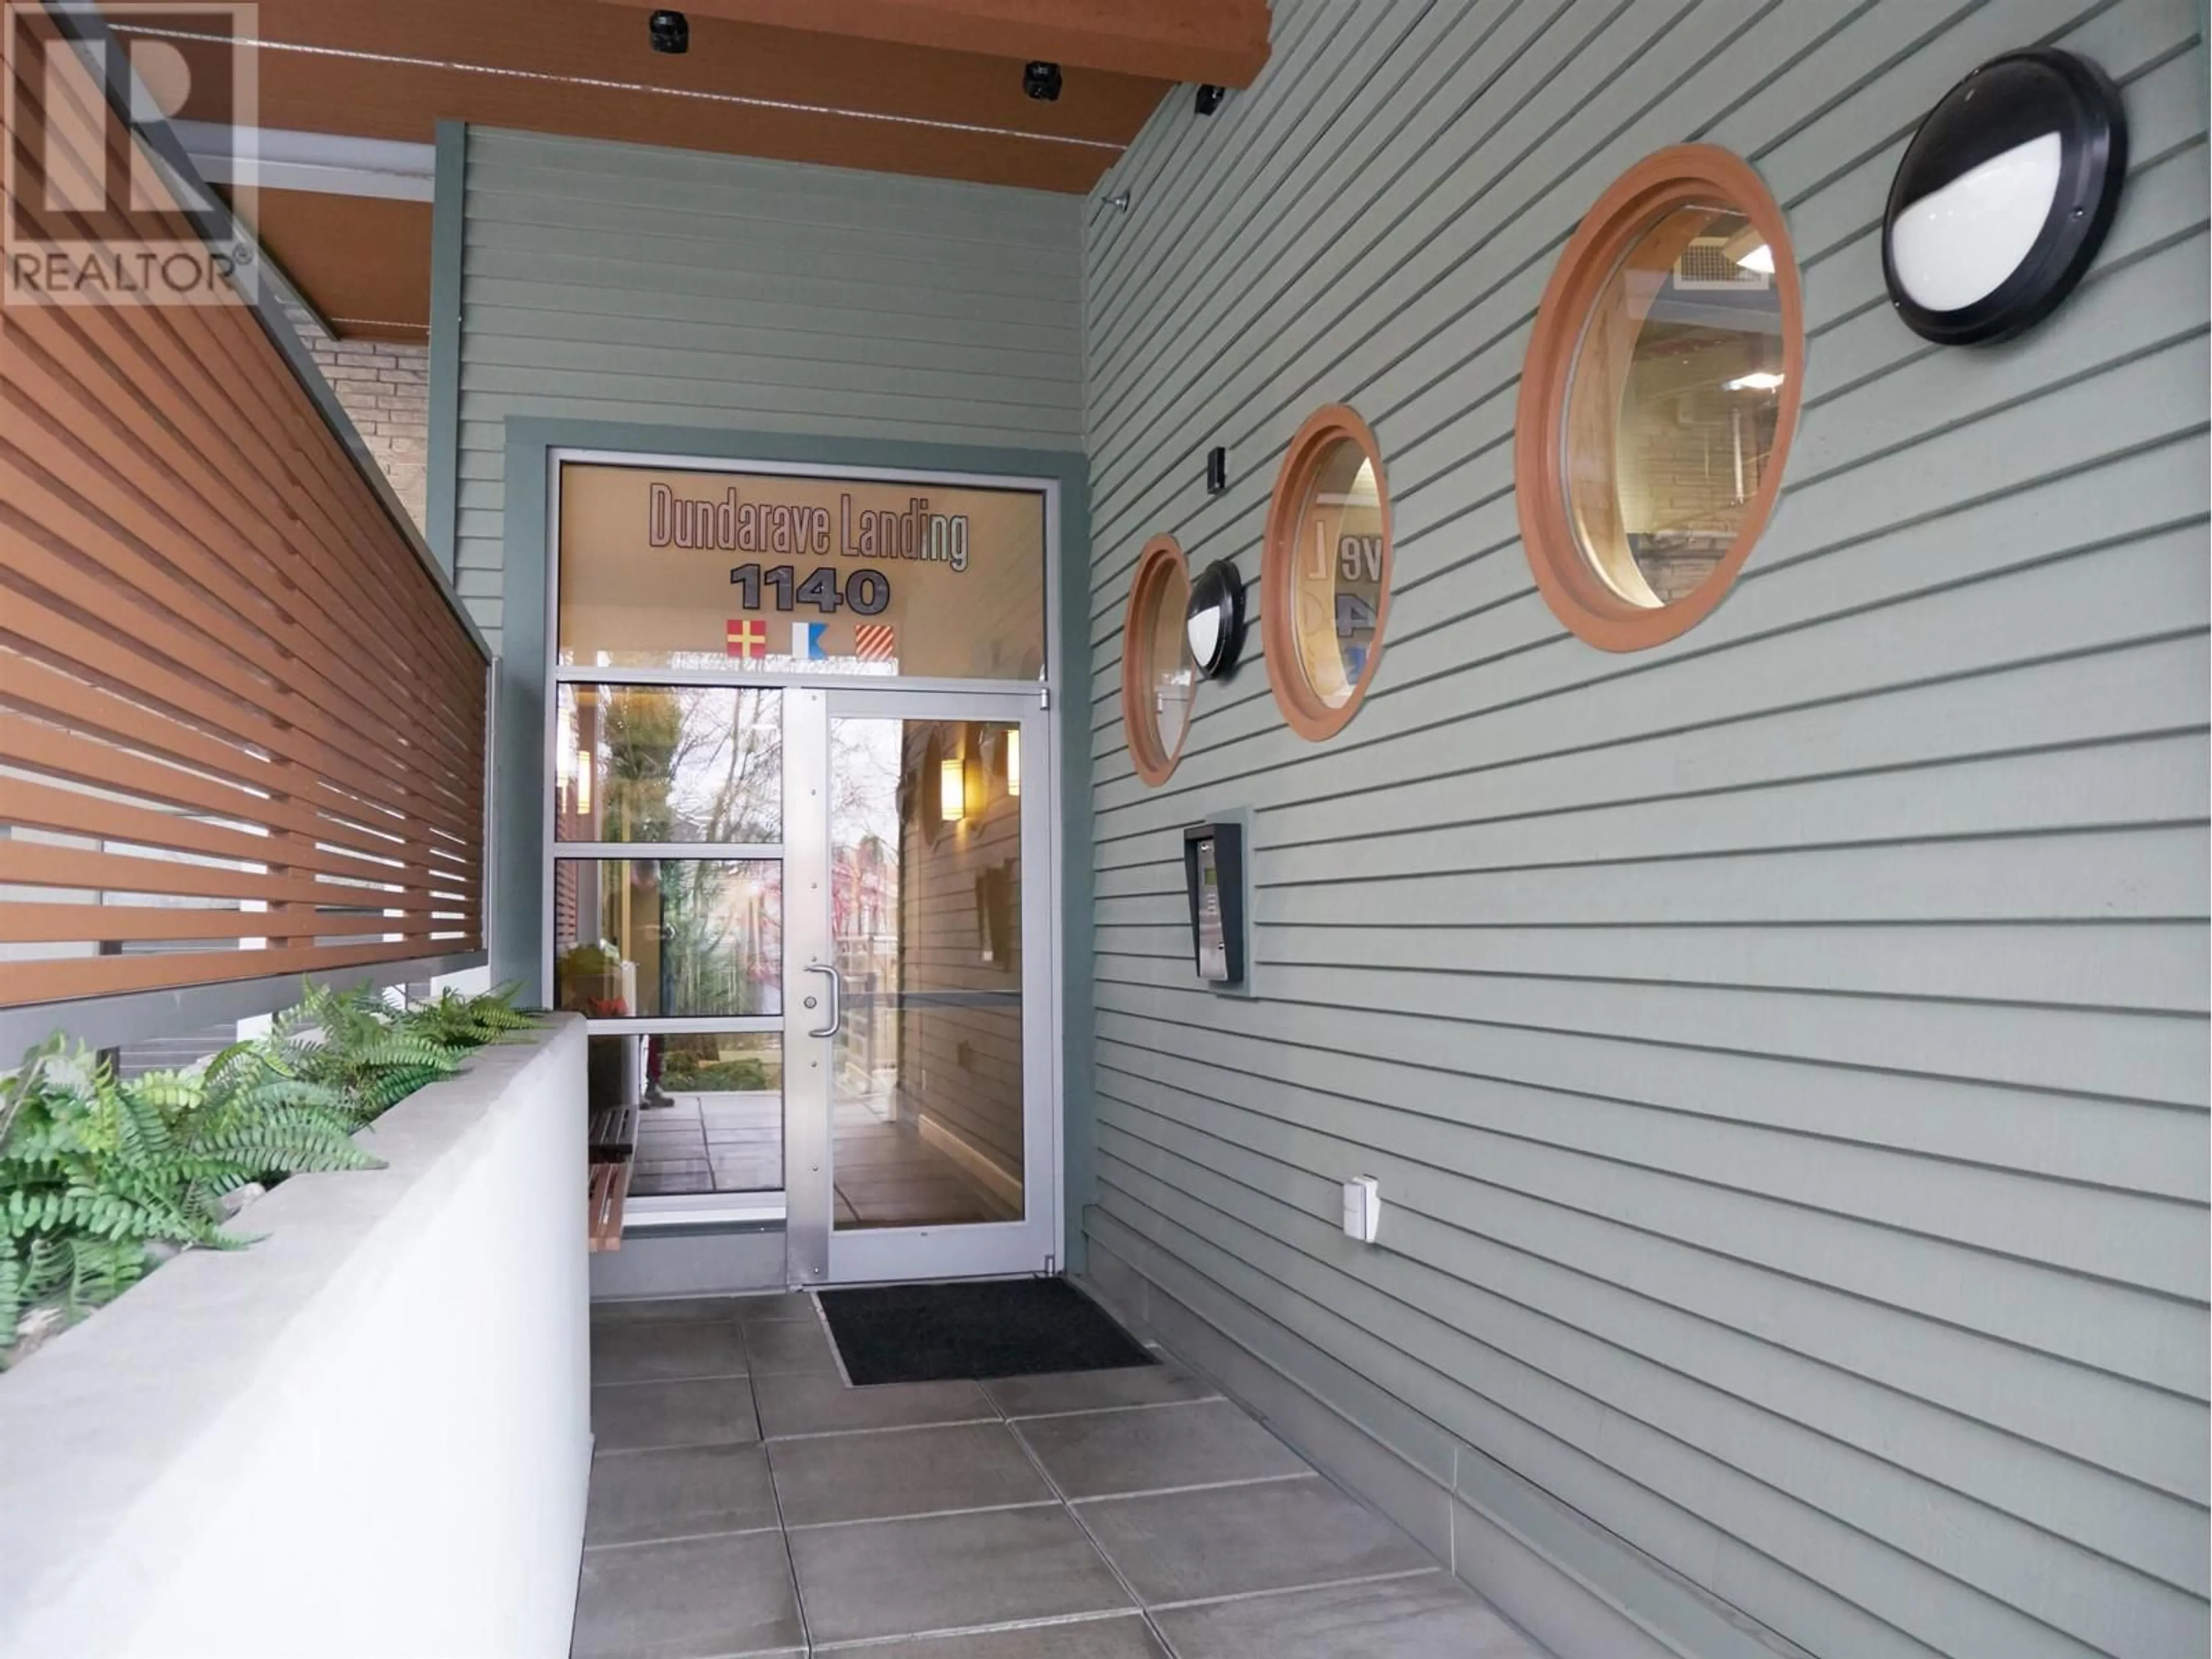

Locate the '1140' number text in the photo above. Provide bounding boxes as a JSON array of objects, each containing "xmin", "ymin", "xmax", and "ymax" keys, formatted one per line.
[{"xmin": 729, "ymin": 563, "xmax": 890, "ymax": 615}]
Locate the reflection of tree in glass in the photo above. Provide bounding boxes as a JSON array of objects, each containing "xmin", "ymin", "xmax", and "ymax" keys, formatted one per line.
[
  {"xmin": 830, "ymin": 721, "xmax": 904, "ymax": 945},
  {"xmin": 599, "ymin": 688, "xmax": 783, "ymax": 1015},
  {"xmin": 831, "ymin": 719, "xmax": 902, "ymax": 849},
  {"xmin": 657, "ymin": 861, "xmax": 781, "ymax": 1016},
  {"xmin": 828, "ymin": 722, "xmax": 907, "ymax": 1104},
  {"xmin": 603, "ymin": 691, "xmax": 680, "ymax": 840},
  {"xmin": 603, "ymin": 688, "xmax": 781, "ymax": 843}
]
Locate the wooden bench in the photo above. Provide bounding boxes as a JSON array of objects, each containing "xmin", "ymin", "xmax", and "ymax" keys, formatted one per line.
[
  {"xmin": 587, "ymin": 1159, "xmax": 631, "ymax": 1253},
  {"xmin": 585, "ymin": 1101, "xmax": 639, "ymax": 1251},
  {"xmin": 589, "ymin": 1102, "xmax": 639, "ymax": 1161}
]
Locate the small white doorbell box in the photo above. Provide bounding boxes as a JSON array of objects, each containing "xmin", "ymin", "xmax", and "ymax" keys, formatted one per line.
[{"xmin": 1342, "ymin": 1176, "xmax": 1381, "ymax": 1244}]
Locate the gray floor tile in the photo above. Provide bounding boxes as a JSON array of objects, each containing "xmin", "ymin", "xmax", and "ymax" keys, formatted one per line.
[
  {"xmin": 733, "ymin": 1291, "xmax": 821, "ymax": 1326},
  {"xmin": 730, "ymin": 1291, "xmax": 818, "ymax": 1336},
  {"xmin": 745, "ymin": 1312, "xmax": 843, "ymax": 1376},
  {"xmin": 632, "ymin": 1169, "xmax": 713, "ymax": 1195},
  {"xmin": 1018, "ymin": 1399, "xmax": 1309, "ymax": 1499},
  {"xmin": 593, "ymin": 1377, "xmax": 761, "ymax": 1453},
  {"xmin": 592, "ymin": 1296, "xmax": 744, "ymax": 1325},
  {"xmin": 571, "ymin": 1529, "xmax": 803, "ymax": 1659},
  {"xmin": 1154, "ymin": 1573, "xmax": 1537, "ymax": 1658},
  {"xmin": 986, "ymin": 1364, "xmax": 1217, "ymax": 1419},
  {"xmin": 755, "ymin": 1371, "xmax": 995, "ymax": 1439},
  {"xmin": 1078, "ymin": 1475, "xmax": 1434, "ymax": 1607},
  {"xmin": 585, "ymin": 1443, "xmax": 780, "ymax": 1548},
  {"xmin": 858, "ymin": 1612, "xmax": 1170, "ymax": 1656},
  {"xmin": 791, "ymin": 1505, "xmax": 1132, "ymax": 1646},
  {"xmin": 712, "ymin": 1160, "xmax": 782, "ymax": 1189},
  {"xmin": 771, "ymin": 1421, "xmax": 1053, "ymax": 1526},
  {"xmin": 592, "ymin": 1320, "xmax": 748, "ymax": 1385}
]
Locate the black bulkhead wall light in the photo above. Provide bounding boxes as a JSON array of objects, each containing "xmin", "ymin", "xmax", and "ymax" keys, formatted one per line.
[
  {"xmin": 648, "ymin": 9, "xmax": 688, "ymax": 54},
  {"xmin": 1882, "ymin": 46, "xmax": 2127, "ymax": 345},
  {"xmin": 1184, "ymin": 559, "xmax": 1247, "ymax": 681},
  {"xmin": 1024, "ymin": 60, "xmax": 1063, "ymax": 101}
]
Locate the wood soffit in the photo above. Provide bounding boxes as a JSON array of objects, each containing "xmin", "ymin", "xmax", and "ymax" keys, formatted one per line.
[
  {"xmin": 149, "ymin": 0, "xmax": 1274, "ymax": 194},
  {"xmin": 589, "ymin": 0, "xmax": 1275, "ymax": 89},
  {"xmin": 249, "ymin": 189, "xmax": 432, "ymax": 343}
]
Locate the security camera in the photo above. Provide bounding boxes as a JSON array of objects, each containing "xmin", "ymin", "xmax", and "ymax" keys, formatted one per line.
[
  {"xmin": 649, "ymin": 9, "xmax": 688, "ymax": 54},
  {"xmin": 1023, "ymin": 60, "xmax": 1063, "ymax": 101},
  {"xmin": 1195, "ymin": 84, "xmax": 1227, "ymax": 115}
]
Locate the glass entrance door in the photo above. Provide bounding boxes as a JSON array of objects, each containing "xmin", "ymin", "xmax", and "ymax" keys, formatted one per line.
[
  {"xmin": 546, "ymin": 449, "xmax": 1061, "ymax": 1271},
  {"xmin": 783, "ymin": 688, "xmax": 1056, "ymax": 1285}
]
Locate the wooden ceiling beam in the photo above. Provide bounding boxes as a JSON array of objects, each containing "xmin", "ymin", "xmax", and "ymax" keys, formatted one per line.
[{"xmin": 592, "ymin": 0, "xmax": 1273, "ymax": 88}]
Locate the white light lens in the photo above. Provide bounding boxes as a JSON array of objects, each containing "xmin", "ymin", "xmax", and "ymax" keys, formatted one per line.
[
  {"xmin": 1185, "ymin": 605, "xmax": 1222, "ymax": 669},
  {"xmin": 1889, "ymin": 131, "xmax": 2063, "ymax": 313}
]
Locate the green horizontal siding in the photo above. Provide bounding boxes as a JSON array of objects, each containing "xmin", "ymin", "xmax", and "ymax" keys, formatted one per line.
[
  {"xmin": 1080, "ymin": 1, "xmax": 2212, "ymax": 1656},
  {"xmin": 452, "ymin": 127, "xmax": 1086, "ymax": 652}
]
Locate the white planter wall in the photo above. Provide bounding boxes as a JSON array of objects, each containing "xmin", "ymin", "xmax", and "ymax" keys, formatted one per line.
[{"xmin": 0, "ymin": 1016, "xmax": 590, "ymax": 1659}]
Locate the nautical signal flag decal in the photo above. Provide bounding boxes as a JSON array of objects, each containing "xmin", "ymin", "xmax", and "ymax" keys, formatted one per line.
[
  {"xmin": 791, "ymin": 622, "xmax": 827, "ymax": 660},
  {"xmin": 726, "ymin": 618, "xmax": 768, "ymax": 659},
  {"xmin": 854, "ymin": 623, "xmax": 896, "ymax": 661}
]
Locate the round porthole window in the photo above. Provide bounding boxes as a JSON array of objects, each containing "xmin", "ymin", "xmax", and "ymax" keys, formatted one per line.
[
  {"xmin": 1515, "ymin": 145, "xmax": 1804, "ymax": 652},
  {"xmin": 1261, "ymin": 405, "xmax": 1391, "ymax": 741},
  {"xmin": 1121, "ymin": 535, "xmax": 1195, "ymax": 785}
]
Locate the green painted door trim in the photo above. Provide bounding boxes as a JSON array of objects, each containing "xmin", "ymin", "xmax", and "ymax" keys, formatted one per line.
[
  {"xmin": 498, "ymin": 416, "xmax": 1096, "ymax": 1274},
  {"xmin": 425, "ymin": 120, "xmax": 467, "ymax": 580}
]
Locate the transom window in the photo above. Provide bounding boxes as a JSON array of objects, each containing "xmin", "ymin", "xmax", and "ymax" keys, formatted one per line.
[{"xmin": 557, "ymin": 461, "xmax": 1047, "ymax": 681}]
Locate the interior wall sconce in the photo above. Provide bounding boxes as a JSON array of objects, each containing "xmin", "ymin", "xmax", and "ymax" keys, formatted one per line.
[
  {"xmin": 1004, "ymin": 728, "xmax": 1021, "ymax": 798},
  {"xmin": 573, "ymin": 749, "xmax": 593, "ymax": 815},
  {"xmin": 1185, "ymin": 558, "xmax": 1248, "ymax": 681},
  {"xmin": 1883, "ymin": 47, "xmax": 2127, "ymax": 345},
  {"xmin": 939, "ymin": 754, "xmax": 967, "ymax": 824}
]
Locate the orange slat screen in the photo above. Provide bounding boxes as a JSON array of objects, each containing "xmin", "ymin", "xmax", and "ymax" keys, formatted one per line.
[{"xmin": 0, "ymin": 8, "xmax": 488, "ymax": 1009}]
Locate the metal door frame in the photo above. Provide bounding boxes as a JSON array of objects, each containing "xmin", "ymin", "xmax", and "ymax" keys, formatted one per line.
[
  {"xmin": 783, "ymin": 686, "xmax": 1060, "ymax": 1286},
  {"xmin": 540, "ymin": 449, "xmax": 1065, "ymax": 1268}
]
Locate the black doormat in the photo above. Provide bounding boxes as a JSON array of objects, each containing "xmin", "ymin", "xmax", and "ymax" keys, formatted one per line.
[{"xmin": 818, "ymin": 1278, "xmax": 1156, "ymax": 1386}]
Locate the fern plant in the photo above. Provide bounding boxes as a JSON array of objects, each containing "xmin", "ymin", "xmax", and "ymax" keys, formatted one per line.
[
  {"xmin": 400, "ymin": 983, "xmax": 537, "ymax": 1049},
  {"xmin": 265, "ymin": 983, "xmax": 459, "ymax": 1119},
  {"xmin": 0, "ymin": 984, "xmax": 541, "ymax": 1366},
  {"xmin": 0, "ymin": 1039, "xmax": 377, "ymax": 1356}
]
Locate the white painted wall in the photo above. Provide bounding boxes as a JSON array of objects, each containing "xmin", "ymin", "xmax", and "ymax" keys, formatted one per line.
[{"xmin": 0, "ymin": 1017, "xmax": 590, "ymax": 1659}]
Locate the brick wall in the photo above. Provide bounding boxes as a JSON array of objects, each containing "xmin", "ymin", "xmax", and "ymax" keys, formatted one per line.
[{"xmin": 305, "ymin": 333, "xmax": 430, "ymax": 534}]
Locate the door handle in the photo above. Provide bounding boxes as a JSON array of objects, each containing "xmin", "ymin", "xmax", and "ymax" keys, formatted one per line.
[{"xmin": 805, "ymin": 962, "xmax": 842, "ymax": 1039}]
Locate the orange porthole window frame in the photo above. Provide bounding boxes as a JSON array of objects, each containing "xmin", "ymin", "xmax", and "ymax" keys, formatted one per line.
[
  {"xmin": 1514, "ymin": 143, "xmax": 1805, "ymax": 652},
  {"xmin": 1120, "ymin": 534, "xmax": 1194, "ymax": 786},
  {"xmin": 1260, "ymin": 404, "xmax": 1393, "ymax": 742}
]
